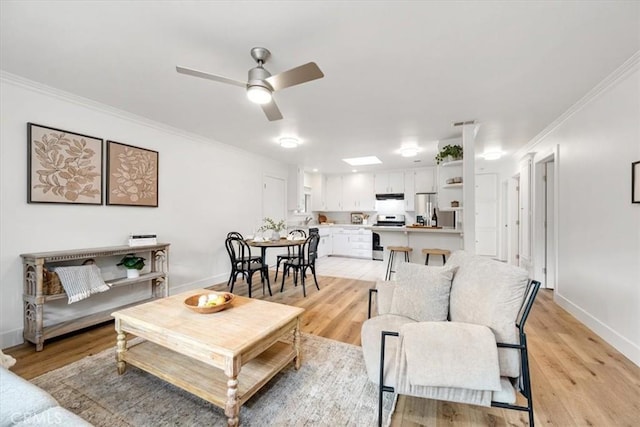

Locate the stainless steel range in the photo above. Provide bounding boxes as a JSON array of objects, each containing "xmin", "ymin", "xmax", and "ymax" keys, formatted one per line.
[{"xmin": 373, "ymin": 214, "xmax": 406, "ymax": 227}]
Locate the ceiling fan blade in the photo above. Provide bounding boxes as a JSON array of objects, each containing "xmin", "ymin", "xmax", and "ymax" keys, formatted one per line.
[
  {"xmin": 265, "ymin": 62, "xmax": 324, "ymax": 92},
  {"xmin": 176, "ymin": 65, "xmax": 246, "ymax": 88},
  {"xmin": 261, "ymin": 100, "xmax": 283, "ymax": 121}
]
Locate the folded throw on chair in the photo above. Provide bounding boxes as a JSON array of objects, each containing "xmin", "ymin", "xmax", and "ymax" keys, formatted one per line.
[
  {"xmin": 395, "ymin": 321, "xmax": 501, "ymax": 405},
  {"xmin": 54, "ymin": 264, "xmax": 110, "ymax": 304}
]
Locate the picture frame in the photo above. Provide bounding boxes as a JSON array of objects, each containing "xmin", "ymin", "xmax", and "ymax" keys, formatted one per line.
[
  {"xmin": 27, "ymin": 123, "xmax": 103, "ymax": 205},
  {"xmin": 633, "ymin": 161, "xmax": 640, "ymax": 204},
  {"xmin": 106, "ymin": 141, "xmax": 158, "ymax": 207}
]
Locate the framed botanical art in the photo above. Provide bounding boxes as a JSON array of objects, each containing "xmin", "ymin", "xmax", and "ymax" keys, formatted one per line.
[
  {"xmin": 27, "ymin": 123, "xmax": 103, "ymax": 205},
  {"xmin": 633, "ymin": 161, "xmax": 640, "ymax": 204},
  {"xmin": 106, "ymin": 141, "xmax": 159, "ymax": 207}
]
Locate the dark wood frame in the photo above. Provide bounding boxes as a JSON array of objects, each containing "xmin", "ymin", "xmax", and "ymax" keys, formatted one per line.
[
  {"xmin": 633, "ymin": 161, "xmax": 640, "ymax": 204},
  {"xmin": 27, "ymin": 123, "xmax": 103, "ymax": 205},
  {"xmin": 106, "ymin": 141, "xmax": 159, "ymax": 207}
]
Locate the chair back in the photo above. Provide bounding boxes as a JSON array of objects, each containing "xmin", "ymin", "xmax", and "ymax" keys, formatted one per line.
[
  {"xmin": 288, "ymin": 229, "xmax": 307, "ymax": 238},
  {"xmin": 225, "ymin": 235, "xmax": 251, "ymax": 264},
  {"xmin": 300, "ymin": 233, "xmax": 320, "ymax": 264},
  {"xmin": 227, "ymin": 231, "xmax": 244, "ymax": 239}
]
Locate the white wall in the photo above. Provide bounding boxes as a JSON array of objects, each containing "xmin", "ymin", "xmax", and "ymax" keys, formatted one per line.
[
  {"xmin": 0, "ymin": 75, "xmax": 288, "ymax": 348},
  {"xmin": 515, "ymin": 61, "xmax": 640, "ymax": 365}
]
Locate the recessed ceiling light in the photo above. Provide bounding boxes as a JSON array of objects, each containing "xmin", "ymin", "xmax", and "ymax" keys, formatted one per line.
[
  {"xmin": 342, "ymin": 156, "xmax": 382, "ymax": 166},
  {"xmin": 400, "ymin": 146, "xmax": 419, "ymax": 157},
  {"xmin": 312, "ymin": 168, "xmax": 319, "ymax": 172},
  {"xmin": 279, "ymin": 137, "xmax": 299, "ymax": 148},
  {"xmin": 482, "ymin": 150, "xmax": 504, "ymax": 160},
  {"xmin": 352, "ymin": 169, "xmax": 358, "ymax": 173}
]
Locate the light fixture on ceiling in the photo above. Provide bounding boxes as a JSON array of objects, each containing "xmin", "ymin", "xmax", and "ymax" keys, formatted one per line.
[
  {"xmin": 352, "ymin": 169, "xmax": 358, "ymax": 173},
  {"xmin": 246, "ymin": 85, "xmax": 273, "ymax": 104},
  {"xmin": 342, "ymin": 156, "xmax": 382, "ymax": 166},
  {"xmin": 400, "ymin": 146, "xmax": 419, "ymax": 157},
  {"xmin": 482, "ymin": 150, "xmax": 504, "ymax": 160},
  {"xmin": 279, "ymin": 137, "xmax": 299, "ymax": 148}
]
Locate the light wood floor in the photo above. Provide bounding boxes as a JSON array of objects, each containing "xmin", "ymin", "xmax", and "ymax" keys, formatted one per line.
[{"xmin": 5, "ymin": 266, "xmax": 640, "ymax": 426}]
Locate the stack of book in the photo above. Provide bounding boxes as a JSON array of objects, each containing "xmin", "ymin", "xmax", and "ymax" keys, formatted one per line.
[{"xmin": 128, "ymin": 234, "xmax": 157, "ymax": 247}]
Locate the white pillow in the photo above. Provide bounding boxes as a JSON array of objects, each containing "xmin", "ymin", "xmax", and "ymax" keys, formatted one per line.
[{"xmin": 389, "ymin": 265, "xmax": 457, "ymax": 322}]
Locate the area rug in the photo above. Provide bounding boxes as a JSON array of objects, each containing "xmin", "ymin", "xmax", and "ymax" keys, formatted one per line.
[{"xmin": 31, "ymin": 334, "xmax": 395, "ymax": 426}]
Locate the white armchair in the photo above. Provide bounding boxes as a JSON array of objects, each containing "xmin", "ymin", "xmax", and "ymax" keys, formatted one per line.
[{"xmin": 361, "ymin": 251, "xmax": 540, "ymax": 426}]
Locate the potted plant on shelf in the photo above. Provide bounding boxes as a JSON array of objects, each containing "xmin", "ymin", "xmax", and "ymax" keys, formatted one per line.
[
  {"xmin": 117, "ymin": 254, "xmax": 145, "ymax": 279},
  {"xmin": 435, "ymin": 144, "xmax": 463, "ymax": 165},
  {"xmin": 259, "ymin": 217, "xmax": 287, "ymax": 241}
]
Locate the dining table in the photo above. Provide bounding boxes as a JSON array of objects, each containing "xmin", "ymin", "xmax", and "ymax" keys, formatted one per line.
[{"xmin": 246, "ymin": 237, "xmax": 306, "ymax": 291}]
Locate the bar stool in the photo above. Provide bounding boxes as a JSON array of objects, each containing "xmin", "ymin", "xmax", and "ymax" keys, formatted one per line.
[
  {"xmin": 385, "ymin": 246, "xmax": 412, "ymax": 280},
  {"xmin": 422, "ymin": 248, "xmax": 451, "ymax": 266}
]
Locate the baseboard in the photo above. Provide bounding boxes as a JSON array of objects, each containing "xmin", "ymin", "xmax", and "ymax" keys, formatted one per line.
[
  {"xmin": 554, "ymin": 292, "xmax": 640, "ymax": 367},
  {"xmin": 169, "ymin": 274, "xmax": 229, "ymax": 295},
  {"xmin": 1, "ymin": 328, "xmax": 25, "ymax": 351}
]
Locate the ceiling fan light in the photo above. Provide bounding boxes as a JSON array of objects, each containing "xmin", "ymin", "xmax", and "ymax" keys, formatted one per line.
[
  {"xmin": 279, "ymin": 137, "xmax": 299, "ymax": 148},
  {"xmin": 247, "ymin": 85, "xmax": 272, "ymax": 104}
]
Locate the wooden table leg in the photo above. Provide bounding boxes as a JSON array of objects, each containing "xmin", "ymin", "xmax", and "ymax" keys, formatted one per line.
[
  {"xmin": 115, "ymin": 320, "xmax": 127, "ymax": 375},
  {"xmin": 225, "ymin": 358, "xmax": 240, "ymax": 426},
  {"xmin": 294, "ymin": 317, "xmax": 301, "ymax": 370}
]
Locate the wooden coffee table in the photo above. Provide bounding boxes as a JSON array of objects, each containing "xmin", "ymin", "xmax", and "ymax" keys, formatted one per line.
[{"xmin": 111, "ymin": 289, "xmax": 305, "ymax": 426}]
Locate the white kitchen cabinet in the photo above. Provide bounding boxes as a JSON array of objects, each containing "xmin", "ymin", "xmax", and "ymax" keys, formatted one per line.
[
  {"xmin": 287, "ymin": 165, "xmax": 305, "ymax": 212},
  {"xmin": 331, "ymin": 228, "xmax": 350, "ymax": 256},
  {"xmin": 311, "ymin": 173, "xmax": 327, "ymax": 211},
  {"xmin": 374, "ymin": 171, "xmax": 404, "ymax": 194},
  {"xmin": 414, "ymin": 167, "xmax": 436, "ymax": 193},
  {"xmin": 317, "ymin": 228, "xmax": 331, "ymax": 257},
  {"xmin": 325, "ymin": 175, "xmax": 343, "ymax": 211},
  {"xmin": 342, "ymin": 173, "xmax": 375, "ymax": 211},
  {"xmin": 404, "ymin": 171, "xmax": 416, "ymax": 211}
]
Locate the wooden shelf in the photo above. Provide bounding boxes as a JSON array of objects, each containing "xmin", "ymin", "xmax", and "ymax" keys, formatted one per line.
[
  {"xmin": 21, "ymin": 243, "xmax": 170, "ymax": 351},
  {"xmin": 440, "ymin": 160, "xmax": 463, "ymax": 167},
  {"xmin": 122, "ymin": 339, "xmax": 296, "ymax": 408}
]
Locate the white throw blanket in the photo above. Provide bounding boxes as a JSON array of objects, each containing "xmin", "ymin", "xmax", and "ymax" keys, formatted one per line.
[
  {"xmin": 54, "ymin": 264, "xmax": 110, "ymax": 304},
  {"xmin": 395, "ymin": 321, "xmax": 501, "ymax": 406}
]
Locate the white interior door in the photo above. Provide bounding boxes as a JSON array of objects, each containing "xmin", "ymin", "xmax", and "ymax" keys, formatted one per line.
[
  {"xmin": 508, "ymin": 175, "xmax": 520, "ymax": 266},
  {"xmin": 545, "ymin": 161, "xmax": 556, "ymax": 289}
]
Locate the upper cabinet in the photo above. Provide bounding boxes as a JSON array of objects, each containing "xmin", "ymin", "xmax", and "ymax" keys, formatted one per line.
[
  {"xmin": 342, "ymin": 173, "xmax": 375, "ymax": 211},
  {"xmin": 414, "ymin": 167, "xmax": 436, "ymax": 193},
  {"xmin": 374, "ymin": 171, "xmax": 404, "ymax": 194},
  {"xmin": 325, "ymin": 175, "xmax": 343, "ymax": 211},
  {"xmin": 403, "ymin": 171, "xmax": 416, "ymax": 211},
  {"xmin": 310, "ymin": 173, "xmax": 327, "ymax": 211}
]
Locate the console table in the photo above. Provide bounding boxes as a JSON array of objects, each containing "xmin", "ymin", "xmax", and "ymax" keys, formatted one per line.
[{"xmin": 20, "ymin": 243, "xmax": 170, "ymax": 351}]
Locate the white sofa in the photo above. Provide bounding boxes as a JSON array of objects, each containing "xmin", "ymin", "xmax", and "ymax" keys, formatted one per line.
[
  {"xmin": 361, "ymin": 250, "xmax": 539, "ymax": 426},
  {"xmin": 0, "ymin": 366, "xmax": 92, "ymax": 426}
]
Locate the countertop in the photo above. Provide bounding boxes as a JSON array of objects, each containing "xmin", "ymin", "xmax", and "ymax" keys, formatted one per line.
[{"xmin": 292, "ymin": 224, "xmax": 462, "ymax": 234}]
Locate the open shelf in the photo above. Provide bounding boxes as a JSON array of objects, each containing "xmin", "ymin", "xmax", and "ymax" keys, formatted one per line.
[
  {"xmin": 439, "ymin": 207, "xmax": 463, "ymax": 212},
  {"xmin": 440, "ymin": 160, "xmax": 463, "ymax": 167},
  {"xmin": 441, "ymin": 183, "xmax": 463, "ymax": 189}
]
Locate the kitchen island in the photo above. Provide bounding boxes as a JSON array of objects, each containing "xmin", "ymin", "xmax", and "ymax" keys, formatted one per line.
[{"xmin": 290, "ymin": 224, "xmax": 462, "ymax": 265}]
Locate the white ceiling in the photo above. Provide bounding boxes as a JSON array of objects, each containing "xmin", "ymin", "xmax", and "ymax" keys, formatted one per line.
[{"xmin": 1, "ymin": 1, "xmax": 639, "ymax": 173}]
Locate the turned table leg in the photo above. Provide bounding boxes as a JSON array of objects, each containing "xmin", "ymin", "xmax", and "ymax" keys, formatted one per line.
[
  {"xmin": 115, "ymin": 321, "xmax": 127, "ymax": 375},
  {"xmin": 225, "ymin": 357, "xmax": 240, "ymax": 426},
  {"xmin": 294, "ymin": 317, "xmax": 302, "ymax": 370}
]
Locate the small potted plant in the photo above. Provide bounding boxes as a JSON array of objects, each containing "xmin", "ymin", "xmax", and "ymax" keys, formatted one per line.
[
  {"xmin": 117, "ymin": 254, "xmax": 145, "ymax": 279},
  {"xmin": 435, "ymin": 144, "xmax": 463, "ymax": 165},
  {"xmin": 259, "ymin": 217, "xmax": 287, "ymax": 241}
]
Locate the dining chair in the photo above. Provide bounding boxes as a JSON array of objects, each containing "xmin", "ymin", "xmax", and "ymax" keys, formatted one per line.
[
  {"xmin": 274, "ymin": 229, "xmax": 307, "ymax": 280},
  {"xmin": 280, "ymin": 233, "xmax": 320, "ymax": 297},
  {"xmin": 225, "ymin": 231, "xmax": 261, "ymax": 286},
  {"xmin": 225, "ymin": 235, "xmax": 271, "ymax": 298}
]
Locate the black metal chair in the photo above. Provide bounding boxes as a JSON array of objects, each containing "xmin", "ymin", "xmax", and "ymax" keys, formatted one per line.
[
  {"xmin": 280, "ymin": 233, "xmax": 320, "ymax": 297},
  {"xmin": 225, "ymin": 235, "xmax": 272, "ymax": 298},
  {"xmin": 375, "ymin": 279, "xmax": 541, "ymax": 427},
  {"xmin": 275, "ymin": 229, "xmax": 307, "ymax": 280},
  {"xmin": 225, "ymin": 231, "xmax": 261, "ymax": 286}
]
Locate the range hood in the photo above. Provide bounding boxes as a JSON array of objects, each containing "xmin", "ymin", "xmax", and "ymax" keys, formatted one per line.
[{"xmin": 375, "ymin": 193, "xmax": 404, "ymax": 200}]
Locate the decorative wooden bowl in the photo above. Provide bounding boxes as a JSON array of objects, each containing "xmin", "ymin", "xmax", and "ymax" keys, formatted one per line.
[{"xmin": 184, "ymin": 292, "xmax": 234, "ymax": 314}]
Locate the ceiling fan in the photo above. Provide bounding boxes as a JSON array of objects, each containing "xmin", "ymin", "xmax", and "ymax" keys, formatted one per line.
[{"xmin": 176, "ymin": 47, "xmax": 324, "ymax": 121}]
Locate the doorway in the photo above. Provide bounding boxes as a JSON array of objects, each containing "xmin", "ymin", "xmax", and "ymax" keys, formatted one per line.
[
  {"xmin": 507, "ymin": 175, "xmax": 520, "ymax": 266},
  {"xmin": 533, "ymin": 154, "xmax": 557, "ymax": 289}
]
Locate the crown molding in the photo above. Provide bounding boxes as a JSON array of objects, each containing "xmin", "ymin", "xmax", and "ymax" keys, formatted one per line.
[
  {"xmin": 0, "ymin": 71, "xmax": 270, "ymax": 162},
  {"xmin": 514, "ymin": 50, "xmax": 640, "ymax": 160}
]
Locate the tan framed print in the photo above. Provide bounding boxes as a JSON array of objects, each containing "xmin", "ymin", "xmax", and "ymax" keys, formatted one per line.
[
  {"xmin": 633, "ymin": 161, "xmax": 640, "ymax": 204},
  {"xmin": 106, "ymin": 141, "xmax": 158, "ymax": 207},
  {"xmin": 27, "ymin": 123, "xmax": 103, "ymax": 205}
]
